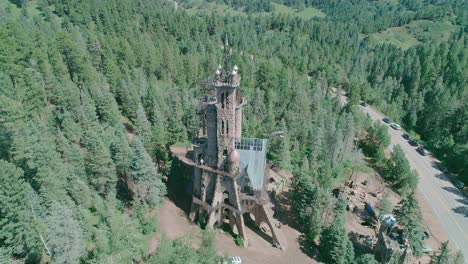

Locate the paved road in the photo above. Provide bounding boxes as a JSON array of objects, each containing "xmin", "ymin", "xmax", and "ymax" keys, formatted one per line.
[{"xmin": 348, "ymin": 98, "xmax": 468, "ymax": 261}]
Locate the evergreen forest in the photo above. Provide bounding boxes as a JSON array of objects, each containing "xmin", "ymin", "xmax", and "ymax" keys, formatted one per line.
[{"xmin": 0, "ymin": 0, "xmax": 466, "ymax": 263}]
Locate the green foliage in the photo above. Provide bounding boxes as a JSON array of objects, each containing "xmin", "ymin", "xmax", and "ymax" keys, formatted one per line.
[
  {"xmin": 377, "ymin": 192, "xmax": 393, "ymax": 217},
  {"xmin": 431, "ymin": 241, "xmax": 465, "ymax": 264},
  {"xmin": 0, "ymin": 247, "xmax": 12, "ymax": 264},
  {"xmin": 292, "ymin": 172, "xmax": 330, "ymax": 240},
  {"xmin": 360, "ymin": 122, "xmax": 390, "ymax": 158},
  {"xmin": 355, "ymin": 253, "xmax": 379, "ymax": 264},
  {"xmin": 82, "ymin": 129, "xmax": 117, "ymax": 196},
  {"xmin": 386, "ymin": 145, "xmax": 418, "ymax": 195},
  {"xmin": 130, "ymin": 137, "xmax": 166, "ymax": 207},
  {"xmin": 318, "ymin": 195, "xmax": 355, "ymax": 264},
  {"xmin": 395, "ymin": 191, "xmax": 424, "ymax": 257},
  {"xmin": 197, "ymin": 229, "xmax": 220, "ymax": 264},
  {"xmin": 46, "ymin": 202, "xmax": 84, "ymax": 264},
  {"xmin": 148, "ymin": 233, "xmax": 216, "ymax": 264},
  {"xmin": 0, "ymin": 0, "xmax": 466, "ymax": 262},
  {"xmin": 234, "ymin": 235, "xmax": 244, "ymax": 247},
  {"xmin": 0, "ymin": 160, "xmax": 40, "ymax": 258}
]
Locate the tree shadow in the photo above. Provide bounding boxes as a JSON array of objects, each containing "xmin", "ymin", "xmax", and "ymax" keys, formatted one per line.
[
  {"xmin": 270, "ymin": 190, "xmax": 299, "ymax": 229},
  {"xmin": 456, "ymin": 198, "xmax": 468, "ymax": 207},
  {"xmin": 442, "ymin": 186, "xmax": 466, "ymax": 201},
  {"xmin": 166, "ymin": 158, "xmax": 193, "ymax": 215},
  {"xmin": 434, "ymin": 173, "xmax": 452, "ymax": 184},
  {"xmin": 349, "ymin": 231, "xmax": 375, "ymax": 256},
  {"xmin": 297, "ymin": 234, "xmax": 318, "ymax": 259},
  {"xmin": 452, "ymin": 206, "xmax": 468, "ymax": 218}
]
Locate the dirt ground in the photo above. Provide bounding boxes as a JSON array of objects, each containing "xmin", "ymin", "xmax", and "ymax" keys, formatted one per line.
[
  {"xmin": 153, "ymin": 161, "xmax": 449, "ymax": 264},
  {"xmin": 343, "ymin": 169, "xmax": 448, "ymax": 264},
  {"xmin": 156, "ymin": 196, "xmax": 316, "ymax": 264}
]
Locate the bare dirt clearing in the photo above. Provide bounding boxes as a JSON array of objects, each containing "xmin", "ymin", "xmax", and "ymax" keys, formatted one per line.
[
  {"xmin": 157, "ymin": 197, "xmax": 316, "ymax": 264},
  {"xmin": 343, "ymin": 169, "xmax": 447, "ymax": 263}
]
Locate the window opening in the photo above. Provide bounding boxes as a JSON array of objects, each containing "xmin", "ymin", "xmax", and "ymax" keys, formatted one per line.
[{"xmin": 221, "ymin": 92, "xmax": 225, "ymax": 108}]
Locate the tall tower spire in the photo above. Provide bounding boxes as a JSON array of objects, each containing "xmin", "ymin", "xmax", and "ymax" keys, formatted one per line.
[
  {"xmin": 213, "ymin": 34, "xmax": 239, "ymax": 88},
  {"xmin": 223, "ymin": 33, "xmax": 232, "ymax": 73}
]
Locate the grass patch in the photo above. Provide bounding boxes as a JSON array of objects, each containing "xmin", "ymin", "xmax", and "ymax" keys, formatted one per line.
[
  {"xmin": 173, "ymin": 141, "xmax": 192, "ymax": 148},
  {"xmin": 368, "ymin": 19, "xmax": 457, "ymax": 49},
  {"xmin": 369, "ymin": 27, "xmax": 419, "ymax": 50},
  {"xmin": 272, "ymin": 3, "xmax": 325, "ymax": 19},
  {"xmin": 184, "ymin": 1, "xmax": 245, "ymax": 16},
  {"xmin": 182, "ymin": 1, "xmax": 325, "ymax": 19}
]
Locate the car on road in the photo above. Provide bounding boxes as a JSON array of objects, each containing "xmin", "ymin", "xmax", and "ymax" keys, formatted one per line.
[
  {"xmin": 390, "ymin": 123, "xmax": 401, "ymax": 130},
  {"xmin": 409, "ymin": 139, "xmax": 419, "ymax": 147},
  {"xmin": 416, "ymin": 146, "xmax": 428, "ymax": 156},
  {"xmin": 402, "ymin": 133, "xmax": 410, "ymax": 140},
  {"xmin": 360, "ymin": 101, "xmax": 368, "ymax": 107},
  {"xmin": 382, "ymin": 117, "xmax": 392, "ymax": 124}
]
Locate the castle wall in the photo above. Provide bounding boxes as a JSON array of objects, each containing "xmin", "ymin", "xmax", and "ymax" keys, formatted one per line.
[
  {"xmin": 235, "ymin": 107, "xmax": 242, "ymax": 140},
  {"xmin": 206, "ymin": 105, "xmax": 217, "ymax": 167},
  {"xmin": 215, "ymin": 87, "xmax": 237, "ymax": 169}
]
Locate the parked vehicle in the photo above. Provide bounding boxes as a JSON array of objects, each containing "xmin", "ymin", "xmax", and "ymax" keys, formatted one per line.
[
  {"xmin": 409, "ymin": 139, "xmax": 419, "ymax": 147},
  {"xmin": 382, "ymin": 117, "xmax": 392, "ymax": 124},
  {"xmin": 402, "ymin": 133, "xmax": 410, "ymax": 140},
  {"xmin": 416, "ymin": 146, "xmax": 428, "ymax": 156},
  {"xmin": 224, "ymin": 256, "xmax": 242, "ymax": 264},
  {"xmin": 390, "ymin": 123, "xmax": 401, "ymax": 130},
  {"xmin": 360, "ymin": 101, "xmax": 368, "ymax": 107}
]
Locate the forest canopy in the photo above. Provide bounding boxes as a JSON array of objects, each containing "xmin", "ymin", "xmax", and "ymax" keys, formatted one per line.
[{"xmin": 0, "ymin": 0, "xmax": 466, "ymax": 262}]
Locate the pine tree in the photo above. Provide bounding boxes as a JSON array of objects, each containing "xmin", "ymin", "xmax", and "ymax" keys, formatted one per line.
[
  {"xmin": 396, "ymin": 191, "xmax": 424, "ymax": 257},
  {"xmin": 430, "ymin": 241, "xmax": 465, "ymax": 264},
  {"xmin": 197, "ymin": 229, "xmax": 219, "ymax": 264},
  {"xmin": 0, "ymin": 247, "xmax": 12, "ymax": 264},
  {"xmin": 130, "ymin": 137, "xmax": 166, "ymax": 206},
  {"xmin": 82, "ymin": 129, "xmax": 117, "ymax": 196},
  {"xmin": 135, "ymin": 104, "xmax": 152, "ymax": 146},
  {"xmin": 46, "ymin": 202, "xmax": 84, "ymax": 264},
  {"xmin": 149, "ymin": 234, "xmax": 175, "ymax": 264},
  {"xmin": 319, "ymin": 195, "xmax": 354, "ymax": 264},
  {"xmin": 272, "ymin": 118, "xmax": 291, "ymax": 169},
  {"xmin": 356, "ymin": 253, "xmax": 379, "ymax": 264},
  {"xmin": 292, "ymin": 172, "xmax": 330, "ymax": 240},
  {"xmin": 377, "ymin": 192, "xmax": 393, "ymax": 217},
  {"xmin": 0, "ymin": 160, "xmax": 40, "ymax": 257},
  {"xmin": 386, "ymin": 145, "xmax": 418, "ymax": 194}
]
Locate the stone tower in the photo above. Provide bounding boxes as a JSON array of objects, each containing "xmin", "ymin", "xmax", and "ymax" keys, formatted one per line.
[{"xmin": 171, "ymin": 36, "xmax": 286, "ymax": 250}]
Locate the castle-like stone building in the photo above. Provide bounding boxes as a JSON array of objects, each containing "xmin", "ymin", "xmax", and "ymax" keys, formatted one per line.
[{"xmin": 171, "ymin": 38, "xmax": 285, "ymax": 249}]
